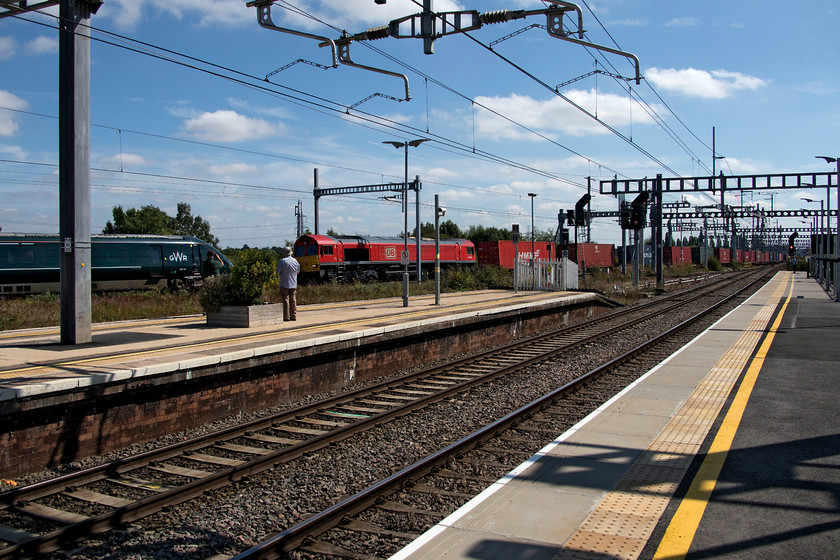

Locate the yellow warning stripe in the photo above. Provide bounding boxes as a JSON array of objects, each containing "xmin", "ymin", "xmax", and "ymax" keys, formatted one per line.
[{"xmin": 653, "ymin": 273, "xmax": 794, "ymax": 559}]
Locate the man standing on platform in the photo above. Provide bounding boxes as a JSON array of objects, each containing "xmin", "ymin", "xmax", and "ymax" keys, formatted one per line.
[{"xmin": 277, "ymin": 247, "xmax": 300, "ymax": 321}]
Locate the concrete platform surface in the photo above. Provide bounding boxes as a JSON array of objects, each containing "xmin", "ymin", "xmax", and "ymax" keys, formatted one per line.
[
  {"xmin": 0, "ymin": 289, "xmax": 594, "ymax": 402},
  {"xmin": 391, "ymin": 272, "xmax": 840, "ymax": 560}
]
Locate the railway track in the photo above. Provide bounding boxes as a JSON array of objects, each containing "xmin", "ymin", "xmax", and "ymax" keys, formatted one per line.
[
  {"xmin": 0, "ymin": 268, "xmax": 775, "ymax": 559},
  {"xmin": 233, "ymin": 267, "xmax": 777, "ymax": 560}
]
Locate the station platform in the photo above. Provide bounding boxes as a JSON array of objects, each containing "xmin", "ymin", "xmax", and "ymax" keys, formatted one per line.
[
  {"xmin": 392, "ymin": 272, "xmax": 840, "ymax": 560},
  {"xmin": 0, "ymin": 289, "xmax": 597, "ymax": 403}
]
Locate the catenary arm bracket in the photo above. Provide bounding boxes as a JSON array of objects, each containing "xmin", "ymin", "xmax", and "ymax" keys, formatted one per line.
[{"xmin": 247, "ymin": 0, "xmax": 338, "ymax": 68}]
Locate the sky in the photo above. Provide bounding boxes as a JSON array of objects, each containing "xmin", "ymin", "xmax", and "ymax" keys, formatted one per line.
[{"xmin": 0, "ymin": 0, "xmax": 838, "ymax": 249}]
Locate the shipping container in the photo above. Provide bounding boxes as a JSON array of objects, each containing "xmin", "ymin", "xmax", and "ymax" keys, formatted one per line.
[
  {"xmin": 756, "ymin": 251, "xmax": 769, "ymax": 264},
  {"xmin": 664, "ymin": 246, "xmax": 692, "ymax": 266},
  {"xmin": 562, "ymin": 243, "xmax": 616, "ymax": 269},
  {"xmin": 743, "ymin": 250, "xmax": 755, "ymax": 263},
  {"xmin": 713, "ymin": 247, "xmax": 732, "ymax": 264},
  {"xmin": 734, "ymin": 249, "xmax": 744, "ymax": 263},
  {"xmin": 476, "ymin": 240, "xmax": 557, "ymax": 269}
]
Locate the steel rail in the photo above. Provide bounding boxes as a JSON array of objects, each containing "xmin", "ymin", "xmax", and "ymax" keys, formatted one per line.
[
  {"xmin": 0, "ymin": 268, "xmax": 771, "ymax": 558},
  {"xmin": 230, "ymin": 269, "xmax": 776, "ymax": 558}
]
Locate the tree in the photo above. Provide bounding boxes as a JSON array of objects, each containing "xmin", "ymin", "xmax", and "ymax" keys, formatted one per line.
[
  {"xmin": 103, "ymin": 205, "xmax": 172, "ymax": 235},
  {"xmin": 464, "ymin": 225, "xmax": 511, "ymax": 243},
  {"xmin": 172, "ymin": 202, "xmax": 219, "ymax": 246},
  {"xmin": 103, "ymin": 202, "xmax": 219, "ymax": 246}
]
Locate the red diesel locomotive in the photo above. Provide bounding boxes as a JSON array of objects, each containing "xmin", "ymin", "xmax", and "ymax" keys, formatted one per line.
[{"xmin": 293, "ymin": 234, "xmax": 476, "ymax": 282}]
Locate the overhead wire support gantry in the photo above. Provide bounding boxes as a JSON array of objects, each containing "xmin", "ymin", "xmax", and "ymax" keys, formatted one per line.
[
  {"xmin": 246, "ymin": 0, "xmax": 642, "ymax": 111},
  {"xmin": 0, "ymin": 0, "xmax": 59, "ymax": 19}
]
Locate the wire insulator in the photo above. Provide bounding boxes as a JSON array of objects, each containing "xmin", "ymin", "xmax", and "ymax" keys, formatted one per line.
[
  {"xmin": 480, "ymin": 10, "xmax": 525, "ymax": 25},
  {"xmin": 360, "ymin": 25, "xmax": 390, "ymax": 41}
]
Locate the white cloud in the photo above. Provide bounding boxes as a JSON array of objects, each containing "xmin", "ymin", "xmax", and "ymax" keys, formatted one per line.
[
  {"xmin": 99, "ymin": 153, "xmax": 149, "ymax": 168},
  {"xmin": 27, "ymin": 36, "xmax": 59, "ymax": 55},
  {"xmin": 666, "ymin": 17, "xmax": 700, "ymax": 27},
  {"xmin": 0, "ymin": 144, "xmax": 28, "ymax": 159},
  {"xmin": 474, "ymin": 90, "xmax": 660, "ymax": 139},
  {"xmin": 0, "ymin": 36, "xmax": 16, "ymax": 60},
  {"xmin": 610, "ymin": 18, "xmax": 649, "ymax": 27},
  {"xmin": 0, "ymin": 90, "xmax": 29, "ymax": 137},
  {"xmin": 646, "ymin": 67, "xmax": 767, "ymax": 99},
  {"xmin": 182, "ymin": 110, "xmax": 282, "ymax": 142},
  {"xmin": 282, "ymin": 0, "xmax": 465, "ymax": 31},
  {"xmin": 209, "ymin": 163, "xmax": 259, "ymax": 175},
  {"xmin": 102, "ymin": 0, "xmax": 252, "ymax": 31}
]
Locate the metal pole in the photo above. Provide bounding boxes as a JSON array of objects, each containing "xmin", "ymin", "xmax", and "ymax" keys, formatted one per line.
[
  {"xmin": 59, "ymin": 0, "xmax": 99, "ymax": 345},
  {"xmin": 403, "ymin": 144, "xmax": 409, "ymax": 307},
  {"xmin": 313, "ymin": 168, "xmax": 319, "ymax": 235},
  {"xmin": 834, "ymin": 159, "xmax": 839, "ymax": 301},
  {"xmin": 416, "ymin": 175, "xmax": 421, "ymax": 284},
  {"xmin": 655, "ymin": 174, "xmax": 663, "ymax": 289},
  {"xmin": 528, "ymin": 193, "xmax": 537, "ymax": 264},
  {"xmin": 435, "ymin": 194, "xmax": 440, "ymax": 305},
  {"xmin": 632, "ymin": 229, "xmax": 639, "ymax": 287},
  {"xmin": 586, "ymin": 177, "xmax": 592, "ymax": 243}
]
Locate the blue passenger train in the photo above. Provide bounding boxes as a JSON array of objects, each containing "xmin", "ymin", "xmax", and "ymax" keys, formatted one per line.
[{"xmin": 0, "ymin": 233, "xmax": 231, "ymax": 295}]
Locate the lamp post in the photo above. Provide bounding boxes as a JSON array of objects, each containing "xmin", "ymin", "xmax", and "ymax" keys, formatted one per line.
[
  {"xmin": 383, "ymin": 138, "xmax": 430, "ymax": 307},
  {"xmin": 815, "ymin": 156, "xmax": 839, "ymax": 301},
  {"xmin": 527, "ymin": 193, "xmax": 537, "ymax": 264}
]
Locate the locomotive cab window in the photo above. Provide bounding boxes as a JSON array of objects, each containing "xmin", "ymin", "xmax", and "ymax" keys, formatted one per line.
[{"xmin": 320, "ymin": 245, "xmax": 334, "ymax": 256}]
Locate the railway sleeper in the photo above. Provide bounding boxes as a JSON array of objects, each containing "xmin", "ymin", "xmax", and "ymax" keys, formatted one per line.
[
  {"xmin": 432, "ymin": 469, "xmax": 500, "ymax": 485},
  {"xmin": 339, "ymin": 518, "xmax": 416, "ymax": 541},
  {"xmin": 375, "ymin": 501, "xmax": 439, "ymax": 517},
  {"xmin": 405, "ymin": 483, "xmax": 475, "ymax": 500},
  {"xmin": 0, "ymin": 524, "xmax": 36, "ymax": 544},
  {"xmin": 299, "ymin": 539, "xmax": 371, "ymax": 560},
  {"xmin": 61, "ymin": 488, "xmax": 132, "ymax": 509}
]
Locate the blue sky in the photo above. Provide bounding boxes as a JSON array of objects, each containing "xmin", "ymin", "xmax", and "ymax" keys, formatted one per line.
[{"xmin": 1, "ymin": 0, "xmax": 838, "ymax": 249}]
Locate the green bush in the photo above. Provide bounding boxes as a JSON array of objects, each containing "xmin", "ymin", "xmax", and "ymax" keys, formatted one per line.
[
  {"xmin": 707, "ymin": 256, "xmax": 724, "ymax": 271},
  {"xmin": 199, "ymin": 249, "xmax": 278, "ymax": 312}
]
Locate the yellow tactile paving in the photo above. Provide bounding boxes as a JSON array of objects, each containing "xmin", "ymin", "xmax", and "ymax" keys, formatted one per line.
[{"xmin": 560, "ymin": 274, "xmax": 791, "ymax": 559}]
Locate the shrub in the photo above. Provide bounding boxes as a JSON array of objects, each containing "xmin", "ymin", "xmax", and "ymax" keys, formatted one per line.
[
  {"xmin": 707, "ymin": 256, "xmax": 724, "ymax": 271},
  {"xmin": 199, "ymin": 249, "xmax": 278, "ymax": 312}
]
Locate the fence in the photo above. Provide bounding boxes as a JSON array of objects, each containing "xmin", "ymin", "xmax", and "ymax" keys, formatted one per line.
[{"xmin": 514, "ymin": 258, "xmax": 578, "ymax": 291}]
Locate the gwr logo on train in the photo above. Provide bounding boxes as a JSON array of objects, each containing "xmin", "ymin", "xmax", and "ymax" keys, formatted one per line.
[{"xmin": 168, "ymin": 251, "xmax": 189, "ymax": 262}]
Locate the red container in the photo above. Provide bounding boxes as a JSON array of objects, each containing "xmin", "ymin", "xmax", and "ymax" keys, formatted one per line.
[
  {"xmin": 734, "ymin": 250, "xmax": 744, "ymax": 263},
  {"xmin": 565, "ymin": 243, "xmax": 615, "ymax": 269},
  {"xmin": 743, "ymin": 250, "xmax": 755, "ymax": 263},
  {"xmin": 713, "ymin": 247, "xmax": 731, "ymax": 264},
  {"xmin": 756, "ymin": 251, "xmax": 769, "ymax": 264},
  {"xmin": 664, "ymin": 247, "xmax": 692, "ymax": 266},
  {"xmin": 476, "ymin": 240, "xmax": 556, "ymax": 269}
]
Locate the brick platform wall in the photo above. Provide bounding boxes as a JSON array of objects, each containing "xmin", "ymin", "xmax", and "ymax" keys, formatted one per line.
[{"xmin": 0, "ymin": 298, "xmax": 609, "ymax": 477}]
